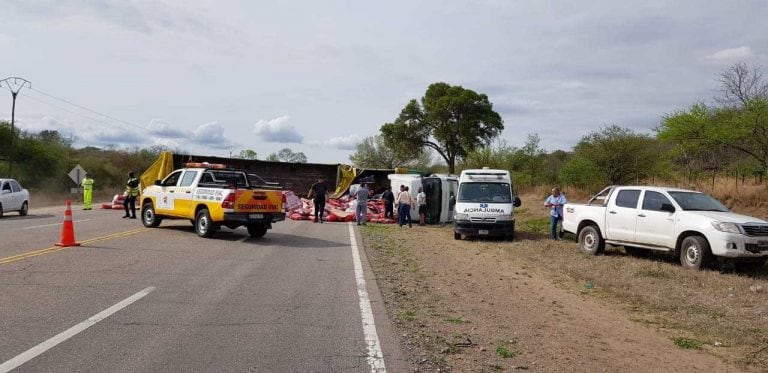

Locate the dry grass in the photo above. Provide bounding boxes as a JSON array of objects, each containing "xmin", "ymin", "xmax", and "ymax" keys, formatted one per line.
[{"xmin": 362, "ymin": 194, "xmax": 768, "ymax": 369}]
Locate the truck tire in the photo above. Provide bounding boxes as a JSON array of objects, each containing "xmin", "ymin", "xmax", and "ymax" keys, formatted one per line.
[
  {"xmin": 19, "ymin": 201, "xmax": 28, "ymax": 216},
  {"xmin": 141, "ymin": 202, "xmax": 162, "ymax": 228},
  {"xmin": 0, "ymin": 203, "xmax": 3, "ymax": 218},
  {"xmin": 578, "ymin": 225, "xmax": 604, "ymax": 255},
  {"xmin": 247, "ymin": 223, "xmax": 268, "ymax": 238},
  {"xmin": 679, "ymin": 236, "xmax": 712, "ymax": 270},
  {"xmin": 195, "ymin": 208, "xmax": 216, "ymax": 238}
]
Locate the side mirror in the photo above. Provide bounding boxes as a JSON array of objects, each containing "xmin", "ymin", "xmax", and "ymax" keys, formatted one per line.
[
  {"xmin": 513, "ymin": 196, "xmax": 522, "ymax": 207},
  {"xmin": 154, "ymin": 180, "xmax": 162, "ymax": 186},
  {"xmin": 660, "ymin": 203, "xmax": 675, "ymax": 213}
]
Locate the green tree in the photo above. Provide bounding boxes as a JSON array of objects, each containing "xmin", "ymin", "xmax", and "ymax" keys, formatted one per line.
[
  {"xmin": 572, "ymin": 125, "xmax": 661, "ymax": 185},
  {"xmin": 558, "ymin": 156, "xmax": 604, "ymax": 189},
  {"xmin": 349, "ymin": 135, "xmax": 431, "ymax": 169},
  {"xmin": 236, "ymin": 149, "xmax": 258, "ymax": 160},
  {"xmin": 266, "ymin": 148, "xmax": 307, "ymax": 163},
  {"xmin": 380, "ymin": 82, "xmax": 504, "ymax": 174}
]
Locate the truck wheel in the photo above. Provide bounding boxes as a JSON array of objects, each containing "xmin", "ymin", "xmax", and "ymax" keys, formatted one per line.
[
  {"xmin": 578, "ymin": 225, "xmax": 604, "ymax": 255},
  {"xmin": 195, "ymin": 208, "xmax": 216, "ymax": 238},
  {"xmin": 454, "ymin": 232, "xmax": 461, "ymax": 240},
  {"xmin": 19, "ymin": 201, "xmax": 28, "ymax": 216},
  {"xmin": 0, "ymin": 203, "xmax": 4, "ymax": 218},
  {"xmin": 247, "ymin": 224, "xmax": 268, "ymax": 238},
  {"xmin": 679, "ymin": 236, "xmax": 712, "ymax": 270},
  {"xmin": 141, "ymin": 202, "xmax": 162, "ymax": 228}
]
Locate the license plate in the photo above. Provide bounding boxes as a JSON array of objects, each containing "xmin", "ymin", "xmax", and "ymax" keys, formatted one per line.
[
  {"xmin": 249, "ymin": 213, "xmax": 264, "ymax": 219},
  {"xmin": 479, "ymin": 229, "xmax": 489, "ymax": 235}
]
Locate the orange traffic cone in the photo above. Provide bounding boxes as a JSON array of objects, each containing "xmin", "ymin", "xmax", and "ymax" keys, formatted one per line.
[{"xmin": 56, "ymin": 200, "xmax": 81, "ymax": 247}]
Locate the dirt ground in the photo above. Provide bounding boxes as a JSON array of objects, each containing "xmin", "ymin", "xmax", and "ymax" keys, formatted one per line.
[{"xmin": 361, "ymin": 196, "xmax": 767, "ymax": 372}]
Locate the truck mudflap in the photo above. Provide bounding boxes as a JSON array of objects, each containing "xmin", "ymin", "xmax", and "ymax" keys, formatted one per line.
[
  {"xmin": 233, "ymin": 190, "xmax": 283, "ymax": 213},
  {"xmin": 454, "ymin": 221, "xmax": 515, "ymax": 237}
]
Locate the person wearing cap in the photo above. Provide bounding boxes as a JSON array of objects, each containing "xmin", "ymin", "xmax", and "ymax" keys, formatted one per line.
[
  {"xmin": 123, "ymin": 171, "xmax": 140, "ymax": 219},
  {"xmin": 81, "ymin": 174, "xmax": 94, "ymax": 210},
  {"xmin": 308, "ymin": 175, "xmax": 329, "ymax": 223}
]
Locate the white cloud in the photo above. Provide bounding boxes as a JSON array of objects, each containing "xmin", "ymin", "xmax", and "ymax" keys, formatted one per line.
[
  {"xmin": 253, "ymin": 115, "xmax": 304, "ymax": 143},
  {"xmin": 83, "ymin": 126, "xmax": 145, "ymax": 146},
  {"xmin": 191, "ymin": 122, "xmax": 231, "ymax": 148},
  {"xmin": 324, "ymin": 134, "xmax": 362, "ymax": 150},
  {"xmin": 707, "ymin": 46, "xmax": 753, "ymax": 62},
  {"xmin": 148, "ymin": 118, "xmax": 189, "ymax": 139}
]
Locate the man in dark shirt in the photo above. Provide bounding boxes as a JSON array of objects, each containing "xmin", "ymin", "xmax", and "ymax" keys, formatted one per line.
[
  {"xmin": 308, "ymin": 176, "xmax": 329, "ymax": 223},
  {"xmin": 381, "ymin": 186, "xmax": 394, "ymax": 219}
]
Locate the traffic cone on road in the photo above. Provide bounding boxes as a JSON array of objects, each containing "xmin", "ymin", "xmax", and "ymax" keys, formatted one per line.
[{"xmin": 56, "ymin": 200, "xmax": 81, "ymax": 247}]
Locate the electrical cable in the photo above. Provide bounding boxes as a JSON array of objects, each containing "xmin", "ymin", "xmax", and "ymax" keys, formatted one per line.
[{"xmin": 28, "ymin": 87, "xmax": 148, "ymax": 130}]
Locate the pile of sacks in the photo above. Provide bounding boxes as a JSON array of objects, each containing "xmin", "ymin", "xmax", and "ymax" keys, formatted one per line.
[{"xmin": 286, "ymin": 194, "xmax": 397, "ymax": 224}]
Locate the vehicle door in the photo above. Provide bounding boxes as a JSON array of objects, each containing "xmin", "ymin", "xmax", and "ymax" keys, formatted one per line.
[
  {"xmin": 174, "ymin": 170, "xmax": 198, "ymax": 218},
  {"xmin": 155, "ymin": 170, "xmax": 183, "ymax": 216},
  {"xmin": 634, "ymin": 190, "xmax": 677, "ymax": 247},
  {"xmin": 9, "ymin": 180, "xmax": 24, "ymax": 210},
  {"xmin": 0, "ymin": 181, "xmax": 15, "ymax": 210},
  {"xmin": 605, "ymin": 189, "xmax": 641, "ymax": 242}
]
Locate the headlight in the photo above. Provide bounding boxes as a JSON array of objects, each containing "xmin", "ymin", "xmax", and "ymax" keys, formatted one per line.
[
  {"xmin": 455, "ymin": 213, "xmax": 469, "ymax": 221},
  {"xmin": 711, "ymin": 221, "xmax": 741, "ymax": 234}
]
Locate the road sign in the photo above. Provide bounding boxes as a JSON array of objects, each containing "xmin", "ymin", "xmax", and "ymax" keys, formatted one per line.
[{"xmin": 68, "ymin": 165, "xmax": 87, "ymax": 185}]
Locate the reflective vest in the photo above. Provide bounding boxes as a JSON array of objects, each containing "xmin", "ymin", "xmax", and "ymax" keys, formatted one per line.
[
  {"xmin": 82, "ymin": 177, "xmax": 94, "ymax": 191},
  {"xmin": 125, "ymin": 177, "xmax": 139, "ymax": 197}
]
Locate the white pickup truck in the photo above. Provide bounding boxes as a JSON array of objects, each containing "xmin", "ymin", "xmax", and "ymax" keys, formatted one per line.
[{"xmin": 562, "ymin": 186, "xmax": 768, "ymax": 270}]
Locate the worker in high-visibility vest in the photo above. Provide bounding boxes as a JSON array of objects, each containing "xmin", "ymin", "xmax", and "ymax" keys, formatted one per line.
[
  {"xmin": 81, "ymin": 174, "xmax": 94, "ymax": 210},
  {"xmin": 123, "ymin": 171, "xmax": 140, "ymax": 219}
]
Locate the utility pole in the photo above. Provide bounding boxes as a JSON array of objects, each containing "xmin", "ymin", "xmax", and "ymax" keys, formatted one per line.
[{"xmin": 1, "ymin": 77, "xmax": 32, "ymax": 178}]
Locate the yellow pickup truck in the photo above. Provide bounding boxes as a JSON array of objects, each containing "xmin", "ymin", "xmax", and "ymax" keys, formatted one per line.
[{"xmin": 140, "ymin": 163, "xmax": 285, "ymax": 238}]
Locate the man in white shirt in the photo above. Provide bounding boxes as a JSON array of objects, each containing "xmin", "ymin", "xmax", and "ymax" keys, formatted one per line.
[
  {"xmin": 416, "ymin": 187, "xmax": 427, "ymax": 226},
  {"xmin": 396, "ymin": 186, "xmax": 412, "ymax": 228}
]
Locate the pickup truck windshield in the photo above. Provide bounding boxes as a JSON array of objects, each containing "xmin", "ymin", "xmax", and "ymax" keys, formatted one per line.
[
  {"xmin": 668, "ymin": 191, "xmax": 729, "ymax": 212},
  {"xmin": 458, "ymin": 182, "xmax": 511, "ymax": 203}
]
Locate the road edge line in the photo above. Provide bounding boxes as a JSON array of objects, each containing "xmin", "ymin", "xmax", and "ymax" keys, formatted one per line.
[{"xmin": 348, "ymin": 223, "xmax": 387, "ymax": 373}]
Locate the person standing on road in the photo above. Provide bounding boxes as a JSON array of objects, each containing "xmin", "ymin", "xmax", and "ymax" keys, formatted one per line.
[
  {"xmin": 123, "ymin": 171, "xmax": 139, "ymax": 219},
  {"xmin": 308, "ymin": 176, "xmax": 329, "ymax": 223},
  {"xmin": 354, "ymin": 183, "xmax": 371, "ymax": 225},
  {"xmin": 81, "ymin": 174, "xmax": 94, "ymax": 210},
  {"xmin": 397, "ymin": 185, "xmax": 413, "ymax": 228},
  {"xmin": 545, "ymin": 187, "xmax": 567, "ymax": 240},
  {"xmin": 416, "ymin": 186, "xmax": 427, "ymax": 226}
]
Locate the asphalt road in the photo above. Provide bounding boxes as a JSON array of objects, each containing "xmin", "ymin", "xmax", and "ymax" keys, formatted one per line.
[{"xmin": 0, "ymin": 204, "xmax": 406, "ymax": 372}]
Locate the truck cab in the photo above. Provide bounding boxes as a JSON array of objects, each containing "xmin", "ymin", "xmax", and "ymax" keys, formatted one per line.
[{"xmin": 453, "ymin": 168, "xmax": 521, "ymax": 240}]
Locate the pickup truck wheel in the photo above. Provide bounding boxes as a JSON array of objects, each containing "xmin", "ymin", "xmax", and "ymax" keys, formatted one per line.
[
  {"xmin": 247, "ymin": 224, "xmax": 268, "ymax": 238},
  {"xmin": 195, "ymin": 209, "xmax": 216, "ymax": 238},
  {"xmin": 0, "ymin": 203, "xmax": 4, "ymax": 218},
  {"xmin": 141, "ymin": 202, "xmax": 162, "ymax": 228},
  {"xmin": 19, "ymin": 201, "xmax": 28, "ymax": 216},
  {"xmin": 454, "ymin": 232, "xmax": 461, "ymax": 240},
  {"xmin": 680, "ymin": 236, "xmax": 712, "ymax": 270},
  {"xmin": 578, "ymin": 225, "xmax": 604, "ymax": 255}
]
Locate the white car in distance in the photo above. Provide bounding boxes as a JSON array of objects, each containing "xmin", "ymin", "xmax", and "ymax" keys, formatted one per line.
[{"xmin": 0, "ymin": 178, "xmax": 30, "ymax": 217}]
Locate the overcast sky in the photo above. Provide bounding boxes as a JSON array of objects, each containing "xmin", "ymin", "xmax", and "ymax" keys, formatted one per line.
[{"xmin": 1, "ymin": 0, "xmax": 766, "ymax": 164}]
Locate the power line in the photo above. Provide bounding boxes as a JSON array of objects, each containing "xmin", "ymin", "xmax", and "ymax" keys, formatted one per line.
[
  {"xmin": 28, "ymin": 87, "xmax": 149, "ymax": 131},
  {"xmin": 22, "ymin": 92, "xmax": 128, "ymax": 131}
]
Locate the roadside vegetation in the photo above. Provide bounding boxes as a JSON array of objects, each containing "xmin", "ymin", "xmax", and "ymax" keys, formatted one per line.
[{"xmin": 361, "ymin": 194, "xmax": 768, "ymax": 370}]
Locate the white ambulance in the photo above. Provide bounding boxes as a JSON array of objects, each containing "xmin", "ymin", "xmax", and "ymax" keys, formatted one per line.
[{"xmin": 453, "ymin": 168, "xmax": 521, "ymax": 240}]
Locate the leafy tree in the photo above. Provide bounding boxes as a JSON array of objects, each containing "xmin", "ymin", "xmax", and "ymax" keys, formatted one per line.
[
  {"xmin": 380, "ymin": 82, "xmax": 504, "ymax": 174},
  {"xmin": 349, "ymin": 135, "xmax": 431, "ymax": 169},
  {"xmin": 461, "ymin": 140, "xmax": 516, "ymax": 172},
  {"xmin": 237, "ymin": 149, "xmax": 258, "ymax": 160},
  {"xmin": 572, "ymin": 125, "xmax": 661, "ymax": 185},
  {"xmin": 559, "ymin": 156, "xmax": 604, "ymax": 189},
  {"xmin": 266, "ymin": 148, "xmax": 307, "ymax": 163}
]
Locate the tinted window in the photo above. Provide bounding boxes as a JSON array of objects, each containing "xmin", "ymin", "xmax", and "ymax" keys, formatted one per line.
[
  {"xmin": 615, "ymin": 189, "xmax": 641, "ymax": 208},
  {"xmin": 668, "ymin": 191, "xmax": 729, "ymax": 212},
  {"xmin": 642, "ymin": 191, "xmax": 672, "ymax": 211},
  {"xmin": 179, "ymin": 171, "xmax": 198, "ymax": 187},
  {"xmin": 162, "ymin": 171, "xmax": 183, "ymax": 187},
  {"xmin": 10, "ymin": 180, "xmax": 21, "ymax": 192}
]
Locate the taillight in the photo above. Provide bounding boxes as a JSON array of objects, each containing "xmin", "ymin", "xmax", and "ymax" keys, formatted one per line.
[{"xmin": 222, "ymin": 193, "xmax": 235, "ymax": 209}]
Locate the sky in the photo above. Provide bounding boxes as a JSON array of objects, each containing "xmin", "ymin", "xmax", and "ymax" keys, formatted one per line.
[{"xmin": 1, "ymin": 0, "xmax": 766, "ymax": 164}]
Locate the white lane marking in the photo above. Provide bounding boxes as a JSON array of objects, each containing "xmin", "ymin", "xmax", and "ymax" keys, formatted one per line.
[
  {"xmin": 0, "ymin": 287, "xmax": 155, "ymax": 373},
  {"xmin": 22, "ymin": 219, "xmax": 92, "ymax": 230},
  {"xmin": 348, "ymin": 223, "xmax": 386, "ymax": 372}
]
